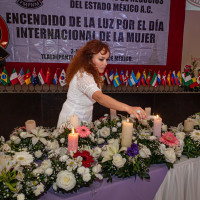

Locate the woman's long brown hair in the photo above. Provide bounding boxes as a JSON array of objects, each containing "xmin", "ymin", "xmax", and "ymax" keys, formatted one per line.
[{"xmin": 66, "ymin": 40, "xmax": 110, "ymax": 88}]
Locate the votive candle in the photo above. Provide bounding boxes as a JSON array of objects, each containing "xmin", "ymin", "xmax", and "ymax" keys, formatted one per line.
[
  {"xmin": 121, "ymin": 118, "xmax": 134, "ymax": 147},
  {"xmin": 184, "ymin": 119, "xmax": 194, "ymax": 132},
  {"xmin": 25, "ymin": 120, "xmax": 36, "ymax": 133},
  {"xmin": 68, "ymin": 128, "xmax": 79, "ymax": 153},
  {"xmin": 153, "ymin": 115, "xmax": 162, "ymax": 137}
]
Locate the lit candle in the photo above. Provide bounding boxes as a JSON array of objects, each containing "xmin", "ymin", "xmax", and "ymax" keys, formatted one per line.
[
  {"xmin": 145, "ymin": 107, "xmax": 151, "ymax": 116},
  {"xmin": 68, "ymin": 128, "xmax": 79, "ymax": 153},
  {"xmin": 121, "ymin": 118, "xmax": 134, "ymax": 147},
  {"xmin": 110, "ymin": 109, "xmax": 117, "ymax": 120},
  {"xmin": 70, "ymin": 115, "xmax": 79, "ymax": 129},
  {"xmin": 153, "ymin": 115, "xmax": 162, "ymax": 137},
  {"xmin": 184, "ymin": 119, "xmax": 194, "ymax": 132},
  {"xmin": 25, "ymin": 120, "xmax": 36, "ymax": 133}
]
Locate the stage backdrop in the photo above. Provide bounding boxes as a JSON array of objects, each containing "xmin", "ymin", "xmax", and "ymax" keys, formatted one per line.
[{"xmin": 0, "ymin": 0, "xmax": 186, "ymax": 75}]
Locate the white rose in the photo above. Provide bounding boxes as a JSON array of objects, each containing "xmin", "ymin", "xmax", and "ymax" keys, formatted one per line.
[
  {"xmin": 92, "ymin": 164, "xmax": 102, "ymax": 174},
  {"xmin": 33, "ymin": 183, "xmax": 44, "ymax": 196},
  {"xmin": 41, "ymin": 159, "xmax": 52, "ymax": 170},
  {"xmin": 17, "ymin": 193, "xmax": 25, "ymax": 200},
  {"xmin": 159, "ymin": 144, "xmax": 166, "ymax": 154},
  {"xmin": 56, "ymin": 170, "xmax": 76, "ymax": 191},
  {"xmin": 53, "ymin": 182, "xmax": 57, "ymax": 191},
  {"xmin": 117, "ymin": 122, "xmax": 122, "ymax": 127},
  {"xmin": 100, "ymin": 127, "xmax": 110, "ymax": 138},
  {"xmin": 112, "ymin": 127, "xmax": 117, "ymax": 132},
  {"xmin": 141, "ymin": 120, "xmax": 148, "ymax": 126},
  {"xmin": 59, "ymin": 155, "xmax": 69, "ymax": 162},
  {"xmin": 46, "ymin": 140, "xmax": 59, "ymax": 151},
  {"xmin": 149, "ymin": 136, "xmax": 157, "ymax": 141},
  {"xmin": 139, "ymin": 146, "xmax": 151, "ymax": 158},
  {"xmin": 175, "ymin": 132, "xmax": 185, "ymax": 140},
  {"xmin": 82, "ymin": 173, "xmax": 91, "ymax": 182},
  {"xmin": 92, "ymin": 147, "xmax": 102, "ymax": 158},
  {"xmin": 95, "ymin": 173, "xmax": 103, "ymax": 180},
  {"xmin": 161, "ymin": 124, "xmax": 168, "ymax": 132},
  {"xmin": 164, "ymin": 148, "xmax": 176, "ymax": 163},
  {"xmin": 77, "ymin": 166, "xmax": 86, "ymax": 175},
  {"xmin": 94, "ymin": 120, "xmax": 101, "ymax": 127},
  {"xmin": 60, "ymin": 138, "xmax": 65, "ymax": 143},
  {"xmin": 97, "ymin": 138, "xmax": 105, "ymax": 144},
  {"xmin": 190, "ymin": 130, "xmax": 200, "ymax": 141},
  {"xmin": 175, "ymin": 146, "xmax": 183, "ymax": 157},
  {"xmin": 11, "ymin": 135, "xmax": 21, "ymax": 144},
  {"xmin": 33, "ymin": 168, "xmax": 44, "ymax": 176},
  {"xmin": 45, "ymin": 168, "xmax": 53, "ymax": 176},
  {"xmin": 112, "ymin": 154, "xmax": 126, "ymax": 168},
  {"xmin": 34, "ymin": 150, "xmax": 42, "ymax": 158}
]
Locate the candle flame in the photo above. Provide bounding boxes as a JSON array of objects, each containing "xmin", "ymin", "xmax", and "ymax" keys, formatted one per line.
[
  {"xmin": 156, "ymin": 115, "xmax": 159, "ymax": 118},
  {"xmin": 127, "ymin": 118, "xmax": 129, "ymax": 122},
  {"xmin": 72, "ymin": 128, "xmax": 75, "ymax": 134}
]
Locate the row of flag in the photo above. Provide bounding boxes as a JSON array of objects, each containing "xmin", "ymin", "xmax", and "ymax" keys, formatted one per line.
[
  {"xmin": 0, "ymin": 67, "xmax": 67, "ymax": 86},
  {"xmin": 1, "ymin": 67, "xmax": 200, "ymax": 89},
  {"xmin": 102, "ymin": 69, "xmax": 200, "ymax": 88}
]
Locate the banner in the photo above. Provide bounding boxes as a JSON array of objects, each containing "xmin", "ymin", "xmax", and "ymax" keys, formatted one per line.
[{"xmin": 0, "ymin": 0, "xmax": 170, "ymax": 65}]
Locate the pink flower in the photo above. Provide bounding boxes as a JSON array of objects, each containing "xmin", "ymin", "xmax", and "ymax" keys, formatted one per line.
[
  {"xmin": 159, "ymin": 132, "xmax": 180, "ymax": 147},
  {"xmin": 76, "ymin": 126, "xmax": 91, "ymax": 138}
]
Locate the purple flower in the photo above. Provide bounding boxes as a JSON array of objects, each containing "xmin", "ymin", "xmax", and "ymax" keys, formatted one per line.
[{"xmin": 127, "ymin": 143, "xmax": 139, "ymax": 157}]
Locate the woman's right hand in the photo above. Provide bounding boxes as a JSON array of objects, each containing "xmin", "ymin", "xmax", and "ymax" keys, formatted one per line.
[{"xmin": 127, "ymin": 106, "xmax": 147, "ymax": 120}]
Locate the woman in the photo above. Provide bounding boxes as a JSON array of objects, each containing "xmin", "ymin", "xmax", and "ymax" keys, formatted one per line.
[{"xmin": 57, "ymin": 40, "xmax": 147, "ymax": 127}]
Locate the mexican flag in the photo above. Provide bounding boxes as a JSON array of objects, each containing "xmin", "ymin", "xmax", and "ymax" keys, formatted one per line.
[{"xmin": 10, "ymin": 68, "xmax": 18, "ymax": 85}]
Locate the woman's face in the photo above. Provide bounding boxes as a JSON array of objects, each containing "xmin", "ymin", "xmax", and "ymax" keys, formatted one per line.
[{"xmin": 92, "ymin": 49, "xmax": 109, "ymax": 73}]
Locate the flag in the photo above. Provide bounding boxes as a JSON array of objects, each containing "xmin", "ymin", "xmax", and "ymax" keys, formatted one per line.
[
  {"xmin": 24, "ymin": 69, "xmax": 31, "ymax": 85},
  {"xmin": 104, "ymin": 69, "xmax": 111, "ymax": 85},
  {"xmin": 177, "ymin": 71, "xmax": 182, "ymax": 85},
  {"xmin": 141, "ymin": 70, "xmax": 147, "ymax": 86},
  {"xmin": 113, "ymin": 71, "xmax": 121, "ymax": 87},
  {"xmin": 136, "ymin": 71, "xmax": 141, "ymax": 87},
  {"xmin": 18, "ymin": 67, "xmax": 25, "ymax": 85},
  {"xmin": 53, "ymin": 69, "xmax": 58, "ymax": 85},
  {"xmin": 190, "ymin": 77, "xmax": 198, "ymax": 88},
  {"xmin": 146, "ymin": 71, "xmax": 151, "ymax": 86},
  {"xmin": 1, "ymin": 67, "xmax": 10, "ymax": 85},
  {"xmin": 119, "ymin": 69, "xmax": 125, "ymax": 85},
  {"xmin": 45, "ymin": 68, "xmax": 51, "ymax": 85},
  {"xmin": 128, "ymin": 70, "xmax": 138, "ymax": 86},
  {"xmin": 166, "ymin": 71, "xmax": 171, "ymax": 86},
  {"xmin": 10, "ymin": 68, "xmax": 18, "ymax": 85},
  {"xmin": 171, "ymin": 70, "xmax": 176, "ymax": 86},
  {"xmin": 0, "ymin": 74, "xmax": 1, "ymax": 84},
  {"xmin": 38, "ymin": 68, "xmax": 46, "ymax": 85},
  {"xmin": 161, "ymin": 71, "xmax": 166, "ymax": 87},
  {"xmin": 59, "ymin": 69, "xmax": 66, "ymax": 86},
  {"xmin": 157, "ymin": 70, "xmax": 161, "ymax": 85},
  {"xmin": 183, "ymin": 72, "xmax": 193, "ymax": 86},
  {"xmin": 150, "ymin": 72, "xmax": 157, "ymax": 87},
  {"xmin": 31, "ymin": 67, "xmax": 39, "ymax": 86},
  {"xmin": 109, "ymin": 69, "xmax": 114, "ymax": 82},
  {"xmin": 124, "ymin": 70, "xmax": 129, "ymax": 86},
  {"xmin": 175, "ymin": 72, "xmax": 180, "ymax": 86}
]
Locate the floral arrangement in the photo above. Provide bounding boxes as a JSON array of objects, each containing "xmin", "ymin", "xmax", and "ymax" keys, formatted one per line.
[{"xmin": 1, "ymin": 112, "xmax": 200, "ymax": 199}]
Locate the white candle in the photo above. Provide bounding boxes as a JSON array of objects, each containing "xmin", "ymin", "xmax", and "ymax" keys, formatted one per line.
[
  {"xmin": 68, "ymin": 128, "xmax": 79, "ymax": 154},
  {"xmin": 25, "ymin": 120, "xmax": 36, "ymax": 133},
  {"xmin": 153, "ymin": 115, "xmax": 162, "ymax": 137},
  {"xmin": 110, "ymin": 109, "xmax": 117, "ymax": 120},
  {"xmin": 145, "ymin": 107, "xmax": 151, "ymax": 116},
  {"xmin": 121, "ymin": 118, "xmax": 134, "ymax": 147},
  {"xmin": 184, "ymin": 119, "xmax": 194, "ymax": 132},
  {"xmin": 70, "ymin": 115, "xmax": 79, "ymax": 129}
]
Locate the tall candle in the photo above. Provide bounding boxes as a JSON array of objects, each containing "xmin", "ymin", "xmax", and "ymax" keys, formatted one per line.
[
  {"xmin": 121, "ymin": 119, "xmax": 134, "ymax": 147},
  {"xmin": 110, "ymin": 109, "xmax": 117, "ymax": 120},
  {"xmin": 184, "ymin": 119, "xmax": 194, "ymax": 132},
  {"xmin": 25, "ymin": 120, "xmax": 36, "ymax": 133},
  {"xmin": 70, "ymin": 115, "xmax": 79, "ymax": 129},
  {"xmin": 68, "ymin": 128, "xmax": 79, "ymax": 153},
  {"xmin": 153, "ymin": 115, "xmax": 162, "ymax": 137},
  {"xmin": 145, "ymin": 107, "xmax": 151, "ymax": 116}
]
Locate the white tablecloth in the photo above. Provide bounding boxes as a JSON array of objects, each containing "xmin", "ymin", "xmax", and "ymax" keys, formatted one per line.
[{"xmin": 154, "ymin": 156, "xmax": 200, "ymax": 200}]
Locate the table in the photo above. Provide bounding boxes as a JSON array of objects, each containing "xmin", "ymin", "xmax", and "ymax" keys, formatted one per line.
[
  {"xmin": 39, "ymin": 164, "xmax": 168, "ymax": 200},
  {"xmin": 154, "ymin": 156, "xmax": 200, "ymax": 200}
]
